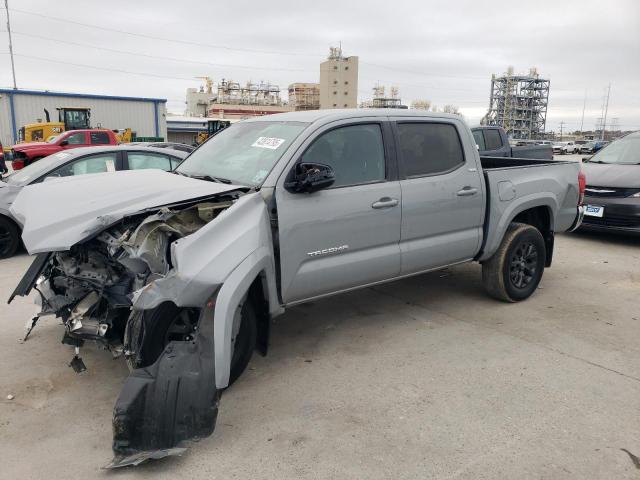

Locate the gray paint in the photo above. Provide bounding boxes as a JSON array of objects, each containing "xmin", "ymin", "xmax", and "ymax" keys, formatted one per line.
[{"xmin": 11, "ymin": 109, "xmax": 581, "ymax": 391}]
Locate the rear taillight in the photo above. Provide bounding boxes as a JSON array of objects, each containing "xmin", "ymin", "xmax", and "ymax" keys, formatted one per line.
[
  {"xmin": 578, "ymin": 171, "xmax": 586, "ymax": 205},
  {"xmin": 12, "ymin": 159, "xmax": 24, "ymax": 170}
]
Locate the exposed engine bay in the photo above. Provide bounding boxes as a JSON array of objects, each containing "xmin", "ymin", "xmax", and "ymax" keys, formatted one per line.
[
  {"xmin": 8, "ymin": 182, "xmax": 274, "ymax": 467},
  {"xmin": 28, "ymin": 198, "xmax": 234, "ymax": 372}
]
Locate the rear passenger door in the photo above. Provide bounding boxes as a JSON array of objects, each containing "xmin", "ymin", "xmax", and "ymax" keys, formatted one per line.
[
  {"xmin": 392, "ymin": 119, "xmax": 484, "ymax": 274},
  {"xmin": 276, "ymin": 119, "xmax": 402, "ymax": 304},
  {"xmin": 90, "ymin": 131, "xmax": 112, "ymax": 145},
  {"xmin": 482, "ymin": 129, "xmax": 507, "ymax": 157}
]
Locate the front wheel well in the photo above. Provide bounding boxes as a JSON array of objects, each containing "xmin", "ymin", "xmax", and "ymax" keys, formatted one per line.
[
  {"xmin": 247, "ymin": 273, "xmax": 270, "ymax": 356},
  {"xmin": 511, "ymin": 206, "xmax": 554, "ymax": 267}
]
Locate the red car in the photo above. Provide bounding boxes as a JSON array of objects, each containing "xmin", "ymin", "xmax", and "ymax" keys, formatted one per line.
[{"xmin": 10, "ymin": 129, "xmax": 119, "ymax": 170}]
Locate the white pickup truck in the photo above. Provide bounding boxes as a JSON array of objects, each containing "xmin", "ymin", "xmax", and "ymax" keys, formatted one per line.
[{"xmin": 8, "ymin": 110, "xmax": 586, "ymax": 467}]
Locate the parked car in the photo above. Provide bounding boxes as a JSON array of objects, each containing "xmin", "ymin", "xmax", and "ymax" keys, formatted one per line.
[
  {"xmin": 9, "ymin": 129, "xmax": 120, "ymax": 170},
  {"xmin": 8, "ymin": 110, "xmax": 584, "ymax": 467},
  {"xmin": 580, "ymin": 141, "xmax": 597, "ymax": 154},
  {"xmin": 0, "ymin": 145, "xmax": 188, "ymax": 258},
  {"xmin": 128, "ymin": 141, "xmax": 195, "ymax": 153},
  {"xmin": 472, "ymin": 126, "xmax": 553, "ymax": 159},
  {"xmin": 579, "ymin": 131, "xmax": 640, "ymax": 233},
  {"xmin": 555, "ymin": 141, "xmax": 579, "ymax": 154}
]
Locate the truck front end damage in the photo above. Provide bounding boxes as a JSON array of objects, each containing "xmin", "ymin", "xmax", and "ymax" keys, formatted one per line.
[{"xmin": 9, "ymin": 193, "xmax": 243, "ymax": 467}]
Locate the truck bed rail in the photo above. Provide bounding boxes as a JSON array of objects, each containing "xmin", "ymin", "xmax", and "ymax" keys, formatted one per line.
[{"xmin": 480, "ymin": 156, "xmax": 574, "ymax": 170}]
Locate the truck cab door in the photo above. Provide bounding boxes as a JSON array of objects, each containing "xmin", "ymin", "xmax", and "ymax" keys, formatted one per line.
[
  {"xmin": 482, "ymin": 128, "xmax": 508, "ymax": 157},
  {"xmin": 391, "ymin": 118, "xmax": 484, "ymax": 274},
  {"xmin": 275, "ymin": 119, "xmax": 402, "ymax": 304},
  {"xmin": 61, "ymin": 131, "xmax": 89, "ymax": 150}
]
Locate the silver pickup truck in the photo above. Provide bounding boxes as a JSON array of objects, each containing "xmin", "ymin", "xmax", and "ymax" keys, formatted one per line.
[{"xmin": 8, "ymin": 110, "xmax": 585, "ymax": 467}]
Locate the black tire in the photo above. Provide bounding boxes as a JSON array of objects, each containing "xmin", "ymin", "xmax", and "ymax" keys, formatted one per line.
[
  {"xmin": 229, "ymin": 300, "xmax": 258, "ymax": 386},
  {"xmin": 482, "ymin": 222, "xmax": 546, "ymax": 302},
  {"xmin": 0, "ymin": 216, "xmax": 20, "ymax": 259},
  {"xmin": 125, "ymin": 299, "xmax": 257, "ymax": 387}
]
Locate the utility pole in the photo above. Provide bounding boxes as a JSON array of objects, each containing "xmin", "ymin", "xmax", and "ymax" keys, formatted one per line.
[
  {"xmin": 4, "ymin": 0, "xmax": 17, "ymax": 89},
  {"xmin": 559, "ymin": 121, "xmax": 566, "ymax": 141},
  {"xmin": 579, "ymin": 90, "xmax": 586, "ymax": 134},
  {"xmin": 601, "ymin": 84, "xmax": 611, "ymax": 141}
]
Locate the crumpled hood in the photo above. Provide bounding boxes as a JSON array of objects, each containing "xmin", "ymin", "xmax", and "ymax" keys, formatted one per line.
[
  {"xmin": 11, "ymin": 169, "xmax": 244, "ymax": 253},
  {"xmin": 582, "ymin": 162, "xmax": 640, "ymax": 188}
]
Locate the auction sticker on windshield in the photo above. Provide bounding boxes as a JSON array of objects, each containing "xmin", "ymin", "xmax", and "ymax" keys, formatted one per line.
[
  {"xmin": 252, "ymin": 137, "xmax": 286, "ymax": 150},
  {"xmin": 585, "ymin": 205, "xmax": 604, "ymax": 218}
]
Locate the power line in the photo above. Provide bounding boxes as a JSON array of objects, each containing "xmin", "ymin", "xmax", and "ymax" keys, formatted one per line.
[
  {"xmin": 360, "ymin": 61, "xmax": 487, "ymax": 81},
  {"xmin": 6, "ymin": 52, "xmax": 200, "ymax": 81},
  {"xmin": 8, "ymin": 7, "xmax": 322, "ymax": 58},
  {"xmin": 7, "ymin": 30, "xmax": 310, "ymax": 73}
]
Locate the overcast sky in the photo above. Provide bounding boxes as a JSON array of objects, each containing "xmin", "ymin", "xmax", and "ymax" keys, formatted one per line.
[{"xmin": 1, "ymin": 0, "xmax": 639, "ymax": 131}]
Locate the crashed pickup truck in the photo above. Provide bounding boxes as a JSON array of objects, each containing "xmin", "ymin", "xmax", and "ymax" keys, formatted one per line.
[{"xmin": 8, "ymin": 109, "xmax": 585, "ymax": 467}]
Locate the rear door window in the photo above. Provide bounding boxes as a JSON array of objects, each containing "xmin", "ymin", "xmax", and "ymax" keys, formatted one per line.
[
  {"xmin": 90, "ymin": 131, "xmax": 111, "ymax": 145},
  {"xmin": 484, "ymin": 129, "xmax": 503, "ymax": 150},
  {"xmin": 127, "ymin": 152, "xmax": 172, "ymax": 171},
  {"xmin": 396, "ymin": 123, "xmax": 465, "ymax": 177}
]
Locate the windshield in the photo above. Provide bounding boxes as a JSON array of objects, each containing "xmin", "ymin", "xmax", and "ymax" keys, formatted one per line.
[
  {"xmin": 587, "ymin": 136, "xmax": 640, "ymax": 165},
  {"xmin": 47, "ymin": 135, "xmax": 59, "ymax": 144},
  {"xmin": 6, "ymin": 151, "xmax": 75, "ymax": 185},
  {"xmin": 176, "ymin": 121, "xmax": 308, "ymax": 186}
]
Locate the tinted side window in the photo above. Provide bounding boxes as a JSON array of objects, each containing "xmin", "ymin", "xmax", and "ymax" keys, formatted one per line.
[
  {"xmin": 66, "ymin": 132, "xmax": 87, "ymax": 145},
  {"xmin": 484, "ymin": 129, "xmax": 503, "ymax": 150},
  {"xmin": 127, "ymin": 152, "xmax": 172, "ymax": 171},
  {"xmin": 472, "ymin": 130, "xmax": 485, "ymax": 150},
  {"xmin": 90, "ymin": 131, "xmax": 111, "ymax": 144},
  {"xmin": 397, "ymin": 123, "xmax": 464, "ymax": 177},
  {"xmin": 301, "ymin": 124, "xmax": 385, "ymax": 187},
  {"xmin": 46, "ymin": 152, "xmax": 117, "ymax": 178}
]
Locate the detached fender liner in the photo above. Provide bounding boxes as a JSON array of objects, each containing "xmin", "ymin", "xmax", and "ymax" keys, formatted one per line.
[
  {"xmin": 8, "ymin": 252, "xmax": 51, "ymax": 303},
  {"xmin": 107, "ymin": 301, "xmax": 220, "ymax": 468}
]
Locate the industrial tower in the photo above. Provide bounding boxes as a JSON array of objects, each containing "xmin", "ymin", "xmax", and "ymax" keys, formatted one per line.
[{"xmin": 482, "ymin": 67, "xmax": 550, "ymax": 140}]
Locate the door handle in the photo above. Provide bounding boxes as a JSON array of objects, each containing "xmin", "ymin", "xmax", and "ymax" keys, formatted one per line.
[
  {"xmin": 456, "ymin": 187, "xmax": 478, "ymax": 197},
  {"xmin": 371, "ymin": 197, "xmax": 399, "ymax": 209}
]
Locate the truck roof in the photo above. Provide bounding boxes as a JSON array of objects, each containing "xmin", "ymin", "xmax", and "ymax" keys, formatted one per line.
[{"xmin": 243, "ymin": 109, "xmax": 464, "ymax": 124}]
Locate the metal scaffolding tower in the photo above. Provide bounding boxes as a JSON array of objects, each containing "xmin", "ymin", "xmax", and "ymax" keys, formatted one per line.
[{"xmin": 482, "ymin": 67, "xmax": 550, "ymax": 140}]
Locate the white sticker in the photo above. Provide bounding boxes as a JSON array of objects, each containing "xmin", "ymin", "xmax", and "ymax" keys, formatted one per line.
[
  {"xmin": 251, "ymin": 137, "xmax": 285, "ymax": 150},
  {"xmin": 106, "ymin": 159, "xmax": 116, "ymax": 172}
]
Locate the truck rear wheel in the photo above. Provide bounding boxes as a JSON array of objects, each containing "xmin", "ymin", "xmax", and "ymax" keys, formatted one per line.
[{"xmin": 482, "ymin": 222, "xmax": 546, "ymax": 302}]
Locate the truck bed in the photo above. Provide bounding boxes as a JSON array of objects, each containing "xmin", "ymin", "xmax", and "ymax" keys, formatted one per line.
[{"xmin": 477, "ymin": 156, "xmax": 581, "ymax": 262}]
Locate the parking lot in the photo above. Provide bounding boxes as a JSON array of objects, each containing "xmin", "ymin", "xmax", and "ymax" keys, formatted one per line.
[{"xmin": 1, "ymin": 228, "xmax": 639, "ymax": 479}]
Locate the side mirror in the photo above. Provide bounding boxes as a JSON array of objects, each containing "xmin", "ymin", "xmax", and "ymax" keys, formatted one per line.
[
  {"xmin": 59, "ymin": 140, "xmax": 69, "ymax": 146},
  {"xmin": 284, "ymin": 162, "xmax": 335, "ymax": 194}
]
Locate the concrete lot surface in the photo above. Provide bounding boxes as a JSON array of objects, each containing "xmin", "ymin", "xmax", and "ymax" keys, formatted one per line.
[{"xmin": 1, "ymin": 231, "xmax": 639, "ymax": 479}]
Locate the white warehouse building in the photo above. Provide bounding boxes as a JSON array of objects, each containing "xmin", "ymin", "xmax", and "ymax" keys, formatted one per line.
[{"xmin": 0, "ymin": 88, "xmax": 167, "ymax": 146}]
